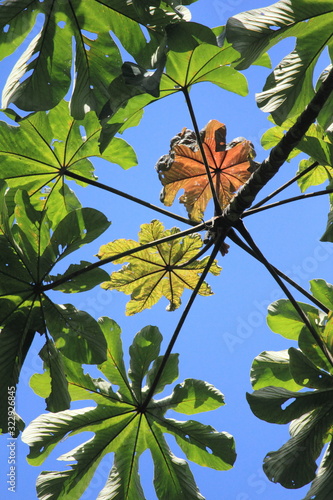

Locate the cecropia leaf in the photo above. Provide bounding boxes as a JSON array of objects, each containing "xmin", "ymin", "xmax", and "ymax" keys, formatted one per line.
[
  {"xmin": 23, "ymin": 320, "xmax": 235, "ymax": 500},
  {"xmin": 156, "ymin": 120, "xmax": 257, "ymax": 221},
  {"xmin": 98, "ymin": 220, "xmax": 221, "ymax": 315}
]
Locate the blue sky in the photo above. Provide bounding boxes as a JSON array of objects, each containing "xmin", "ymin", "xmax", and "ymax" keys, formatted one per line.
[{"xmin": 1, "ymin": 1, "xmax": 333, "ymax": 499}]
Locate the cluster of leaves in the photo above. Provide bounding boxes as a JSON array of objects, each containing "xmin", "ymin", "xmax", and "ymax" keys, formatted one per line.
[
  {"xmin": 1, "ymin": 0, "xmax": 333, "ymax": 499},
  {"xmin": 247, "ymin": 279, "xmax": 333, "ymax": 498}
]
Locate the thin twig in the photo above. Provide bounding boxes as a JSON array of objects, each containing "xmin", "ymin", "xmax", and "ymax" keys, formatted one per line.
[
  {"xmin": 65, "ymin": 170, "xmax": 197, "ymax": 227},
  {"xmin": 182, "ymin": 87, "xmax": 222, "ymax": 216},
  {"xmin": 244, "ymin": 186, "xmax": 333, "ymax": 216}
]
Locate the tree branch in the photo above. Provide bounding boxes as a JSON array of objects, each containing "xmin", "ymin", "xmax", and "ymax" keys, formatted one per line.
[
  {"xmin": 65, "ymin": 170, "xmax": 196, "ymax": 227},
  {"xmin": 223, "ymin": 67, "xmax": 333, "ymax": 223}
]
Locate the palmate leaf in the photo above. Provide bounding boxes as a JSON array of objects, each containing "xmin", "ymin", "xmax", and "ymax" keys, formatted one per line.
[
  {"xmin": 225, "ymin": 0, "xmax": 333, "ymax": 126},
  {"xmin": 100, "ymin": 36, "xmax": 247, "ymax": 150},
  {"xmin": 0, "ymin": 100, "xmax": 137, "ymax": 223},
  {"xmin": 156, "ymin": 120, "xmax": 258, "ymax": 221},
  {"xmin": 24, "ymin": 319, "xmax": 235, "ymax": 500},
  {"xmin": 0, "ymin": 182, "xmax": 110, "ymax": 431},
  {"xmin": 247, "ymin": 279, "xmax": 333, "ymax": 496},
  {"xmin": 98, "ymin": 220, "xmax": 221, "ymax": 315},
  {"xmin": 0, "ymin": 0, "xmax": 190, "ymax": 117}
]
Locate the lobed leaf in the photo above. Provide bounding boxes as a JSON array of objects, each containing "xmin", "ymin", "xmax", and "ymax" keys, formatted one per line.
[
  {"xmin": 156, "ymin": 120, "xmax": 257, "ymax": 221},
  {"xmin": 98, "ymin": 220, "xmax": 221, "ymax": 315},
  {"xmin": 24, "ymin": 321, "xmax": 235, "ymax": 500}
]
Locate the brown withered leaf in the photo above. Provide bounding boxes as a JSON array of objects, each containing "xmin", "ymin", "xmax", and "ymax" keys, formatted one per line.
[{"xmin": 156, "ymin": 120, "xmax": 258, "ymax": 221}]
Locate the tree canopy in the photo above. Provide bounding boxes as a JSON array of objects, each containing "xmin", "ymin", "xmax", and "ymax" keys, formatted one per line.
[{"xmin": 1, "ymin": 1, "xmax": 333, "ymax": 499}]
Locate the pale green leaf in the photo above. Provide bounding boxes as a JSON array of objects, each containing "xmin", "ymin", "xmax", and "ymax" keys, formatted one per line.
[{"xmin": 99, "ymin": 220, "xmax": 221, "ymax": 315}]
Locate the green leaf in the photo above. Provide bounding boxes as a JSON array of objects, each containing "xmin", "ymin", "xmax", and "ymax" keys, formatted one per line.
[
  {"xmin": 97, "ymin": 317, "xmax": 133, "ymax": 403},
  {"xmin": 159, "ymin": 417, "xmax": 235, "ymax": 470},
  {"xmin": 225, "ymin": 1, "xmax": 333, "ymax": 124},
  {"xmin": 250, "ymin": 350, "xmax": 302, "ymax": 391},
  {"xmin": 23, "ymin": 322, "xmax": 234, "ymax": 500},
  {"xmin": 267, "ymin": 299, "xmax": 321, "ymax": 340},
  {"xmin": 146, "ymin": 353, "xmax": 179, "ymax": 396},
  {"xmin": 168, "ymin": 379, "xmax": 225, "ymax": 415},
  {"xmin": 51, "ymin": 261, "xmax": 109, "ymax": 293},
  {"xmin": 129, "ymin": 325, "xmax": 162, "ymax": 401},
  {"xmin": 38, "ymin": 341, "xmax": 71, "ymax": 412},
  {"xmin": 289, "ymin": 347, "xmax": 333, "ymax": 389},
  {"xmin": 297, "ymin": 159, "xmax": 332, "ymax": 193},
  {"xmin": 1, "ymin": 1, "xmax": 182, "ymax": 116},
  {"xmin": 310, "ymin": 279, "xmax": 333, "ymax": 311},
  {"xmin": 101, "ymin": 40, "xmax": 247, "ymax": 150},
  {"xmin": 0, "ymin": 100, "xmax": 137, "ymax": 212},
  {"xmin": 98, "ymin": 220, "xmax": 221, "ymax": 315},
  {"xmin": 262, "ymin": 404, "xmax": 333, "ymax": 489},
  {"xmin": 42, "ymin": 300, "xmax": 107, "ymax": 365},
  {"xmin": 302, "ymin": 443, "xmax": 333, "ymax": 499}
]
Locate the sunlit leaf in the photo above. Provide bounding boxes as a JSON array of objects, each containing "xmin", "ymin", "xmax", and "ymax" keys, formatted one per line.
[
  {"xmin": 267, "ymin": 299, "xmax": 323, "ymax": 341},
  {"xmin": 0, "ymin": 100, "xmax": 137, "ymax": 217},
  {"xmin": 225, "ymin": 1, "xmax": 333, "ymax": 124},
  {"xmin": 24, "ymin": 321, "xmax": 235, "ymax": 500},
  {"xmin": 250, "ymin": 350, "xmax": 303, "ymax": 391},
  {"xmin": 98, "ymin": 220, "xmax": 221, "ymax": 315},
  {"xmin": 156, "ymin": 120, "xmax": 257, "ymax": 221}
]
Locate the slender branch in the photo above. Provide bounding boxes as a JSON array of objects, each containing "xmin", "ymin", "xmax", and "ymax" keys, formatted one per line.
[
  {"xmin": 251, "ymin": 161, "xmax": 319, "ymax": 210},
  {"xmin": 182, "ymin": 87, "xmax": 222, "ymax": 216},
  {"xmin": 65, "ymin": 170, "xmax": 196, "ymax": 227},
  {"xmin": 227, "ymin": 229, "xmax": 329, "ymax": 314},
  {"xmin": 42, "ymin": 222, "xmax": 207, "ymax": 292},
  {"xmin": 223, "ymin": 67, "xmax": 333, "ymax": 223},
  {"xmin": 234, "ymin": 220, "xmax": 333, "ymax": 367},
  {"xmin": 244, "ymin": 186, "xmax": 333, "ymax": 217},
  {"xmin": 140, "ymin": 236, "xmax": 223, "ymax": 411}
]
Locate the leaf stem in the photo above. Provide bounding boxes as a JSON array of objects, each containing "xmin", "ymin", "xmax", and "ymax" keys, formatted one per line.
[
  {"xmin": 43, "ymin": 223, "xmax": 207, "ymax": 292},
  {"xmin": 234, "ymin": 220, "xmax": 333, "ymax": 367},
  {"xmin": 140, "ymin": 236, "xmax": 223, "ymax": 411},
  {"xmin": 251, "ymin": 161, "xmax": 319, "ymax": 210},
  {"xmin": 182, "ymin": 87, "xmax": 222, "ymax": 216},
  {"xmin": 65, "ymin": 170, "xmax": 196, "ymax": 227},
  {"xmin": 244, "ymin": 186, "xmax": 333, "ymax": 216}
]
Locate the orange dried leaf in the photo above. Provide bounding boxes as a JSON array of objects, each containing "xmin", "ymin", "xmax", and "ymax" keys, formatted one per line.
[{"xmin": 156, "ymin": 120, "xmax": 257, "ymax": 221}]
